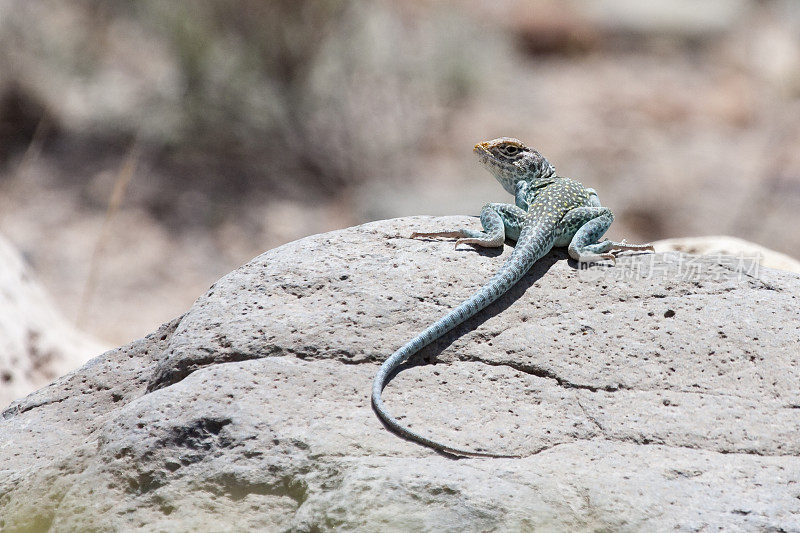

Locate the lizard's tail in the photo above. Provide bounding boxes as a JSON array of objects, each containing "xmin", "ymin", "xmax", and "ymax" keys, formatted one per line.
[{"xmin": 372, "ymin": 234, "xmax": 550, "ymax": 458}]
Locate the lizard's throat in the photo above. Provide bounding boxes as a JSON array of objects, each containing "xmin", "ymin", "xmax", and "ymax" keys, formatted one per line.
[
  {"xmin": 474, "ymin": 146, "xmax": 519, "ymax": 194},
  {"xmin": 482, "ymin": 165, "xmax": 520, "ymax": 195}
]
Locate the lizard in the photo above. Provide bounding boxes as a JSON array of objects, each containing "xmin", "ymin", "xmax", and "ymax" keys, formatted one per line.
[{"xmin": 371, "ymin": 137, "xmax": 654, "ymax": 458}]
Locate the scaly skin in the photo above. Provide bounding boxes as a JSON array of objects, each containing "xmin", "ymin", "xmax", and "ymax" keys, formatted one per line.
[{"xmin": 372, "ymin": 137, "xmax": 654, "ymax": 458}]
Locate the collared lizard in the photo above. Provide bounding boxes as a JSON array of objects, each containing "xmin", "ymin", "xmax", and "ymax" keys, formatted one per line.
[{"xmin": 371, "ymin": 137, "xmax": 654, "ymax": 458}]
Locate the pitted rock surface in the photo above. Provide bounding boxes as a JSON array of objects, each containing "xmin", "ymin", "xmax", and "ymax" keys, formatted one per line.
[{"xmin": 1, "ymin": 216, "xmax": 798, "ymax": 531}]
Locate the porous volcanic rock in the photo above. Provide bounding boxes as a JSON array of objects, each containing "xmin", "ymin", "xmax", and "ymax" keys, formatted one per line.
[{"xmin": 1, "ymin": 216, "xmax": 798, "ymax": 531}]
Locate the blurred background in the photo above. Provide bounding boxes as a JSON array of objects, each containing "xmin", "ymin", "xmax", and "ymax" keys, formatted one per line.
[{"xmin": 1, "ymin": 0, "xmax": 800, "ymax": 348}]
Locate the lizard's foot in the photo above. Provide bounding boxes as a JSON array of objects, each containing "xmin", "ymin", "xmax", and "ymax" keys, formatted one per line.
[
  {"xmin": 411, "ymin": 229, "xmax": 505, "ymax": 249},
  {"xmin": 410, "ymin": 231, "xmax": 467, "ymax": 240},
  {"xmin": 575, "ymin": 252, "xmax": 616, "ymax": 265},
  {"xmin": 454, "ymin": 236, "xmax": 505, "ymax": 249},
  {"xmin": 608, "ymin": 239, "xmax": 655, "ymax": 254},
  {"xmin": 573, "ymin": 239, "xmax": 652, "ymax": 264}
]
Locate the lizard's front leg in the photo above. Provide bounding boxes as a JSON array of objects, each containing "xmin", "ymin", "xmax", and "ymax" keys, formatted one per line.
[
  {"xmin": 411, "ymin": 203, "xmax": 526, "ymax": 249},
  {"xmin": 515, "ymin": 180, "xmax": 531, "ymax": 210},
  {"xmin": 560, "ymin": 207, "xmax": 654, "ymax": 264}
]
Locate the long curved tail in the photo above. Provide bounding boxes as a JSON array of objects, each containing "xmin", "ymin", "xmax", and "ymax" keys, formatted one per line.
[{"xmin": 372, "ymin": 230, "xmax": 551, "ymax": 457}]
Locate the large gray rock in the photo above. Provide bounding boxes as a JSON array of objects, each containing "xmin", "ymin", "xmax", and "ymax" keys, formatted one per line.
[
  {"xmin": 1, "ymin": 216, "xmax": 798, "ymax": 531},
  {"xmin": 654, "ymin": 235, "xmax": 800, "ymax": 274}
]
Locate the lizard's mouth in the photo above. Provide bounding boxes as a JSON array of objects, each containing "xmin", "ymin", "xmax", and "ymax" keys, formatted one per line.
[
  {"xmin": 473, "ymin": 142, "xmax": 492, "ymax": 166},
  {"xmin": 473, "ymin": 142, "xmax": 490, "ymax": 156},
  {"xmin": 474, "ymin": 141, "xmax": 520, "ymax": 195}
]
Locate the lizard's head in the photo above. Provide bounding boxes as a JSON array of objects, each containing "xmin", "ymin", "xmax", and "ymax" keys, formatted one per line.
[{"xmin": 473, "ymin": 137, "xmax": 556, "ymax": 195}]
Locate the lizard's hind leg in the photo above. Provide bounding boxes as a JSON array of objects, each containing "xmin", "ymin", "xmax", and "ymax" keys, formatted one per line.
[
  {"xmin": 564, "ymin": 207, "xmax": 653, "ymax": 264},
  {"xmin": 411, "ymin": 203, "xmax": 526, "ymax": 249}
]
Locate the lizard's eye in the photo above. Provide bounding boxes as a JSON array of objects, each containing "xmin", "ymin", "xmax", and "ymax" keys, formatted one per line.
[{"xmin": 501, "ymin": 145, "xmax": 520, "ymax": 156}]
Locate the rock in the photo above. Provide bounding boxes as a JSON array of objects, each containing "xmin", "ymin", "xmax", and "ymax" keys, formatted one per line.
[
  {"xmin": 0, "ymin": 233, "xmax": 108, "ymax": 408},
  {"xmin": 654, "ymin": 235, "xmax": 800, "ymax": 274},
  {"xmin": 1, "ymin": 216, "xmax": 798, "ymax": 531}
]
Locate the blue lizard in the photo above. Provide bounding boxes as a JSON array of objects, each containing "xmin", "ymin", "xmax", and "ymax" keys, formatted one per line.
[{"xmin": 372, "ymin": 137, "xmax": 654, "ymax": 457}]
